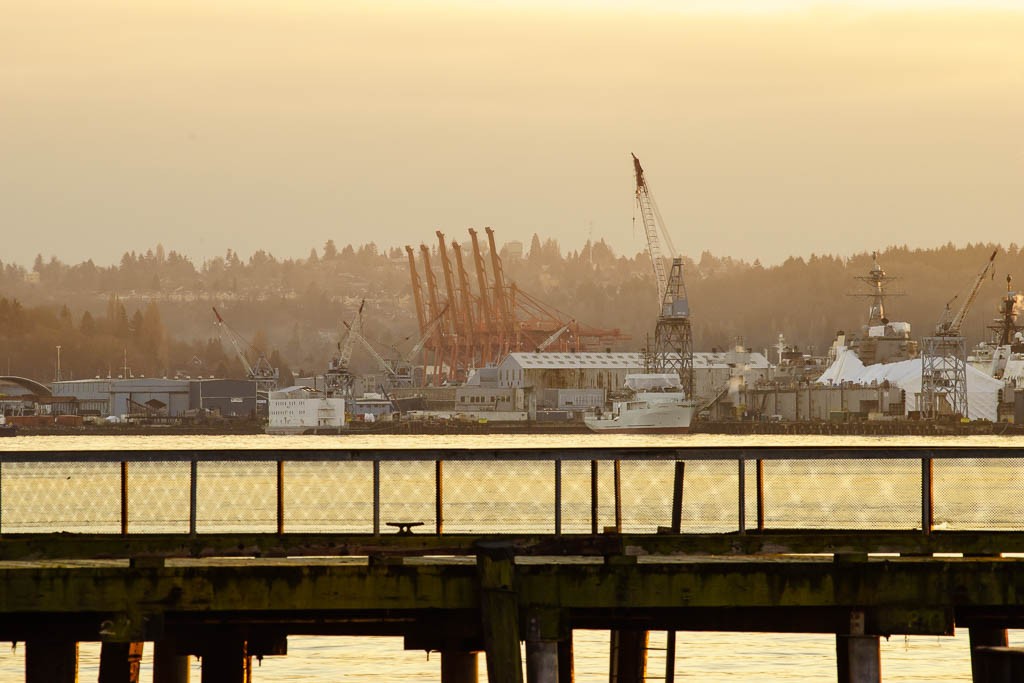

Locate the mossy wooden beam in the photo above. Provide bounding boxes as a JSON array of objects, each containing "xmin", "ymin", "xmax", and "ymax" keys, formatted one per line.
[{"xmin": 3, "ymin": 530, "xmax": 1024, "ymax": 561}]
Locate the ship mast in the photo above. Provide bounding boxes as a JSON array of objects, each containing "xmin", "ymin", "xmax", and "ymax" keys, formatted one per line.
[{"xmin": 851, "ymin": 252, "xmax": 903, "ymax": 326}]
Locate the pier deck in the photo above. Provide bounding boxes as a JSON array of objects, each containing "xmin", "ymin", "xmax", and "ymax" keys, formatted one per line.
[{"xmin": 1, "ymin": 446, "xmax": 1023, "ymax": 682}]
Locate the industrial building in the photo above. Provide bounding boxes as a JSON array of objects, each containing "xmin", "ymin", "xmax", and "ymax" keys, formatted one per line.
[
  {"xmin": 493, "ymin": 351, "xmax": 771, "ymax": 404},
  {"xmin": 51, "ymin": 378, "xmax": 263, "ymax": 419},
  {"xmin": 190, "ymin": 379, "xmax": 262, "ymax": 418}
]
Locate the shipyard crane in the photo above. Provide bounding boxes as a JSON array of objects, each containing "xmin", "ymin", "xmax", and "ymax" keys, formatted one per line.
[
  {"xmin": 921, "ymin": 249, "xmax": 997, "ymax": 420},
  {"xmin": 632, "ymin": 154, "xmax": 694, "ymax": 397},
  {"xmin": 344, "ymin": 322, "xmax": 398, "ymax": 380},
  {"xmin": 211, "ymin": 307, "xmax": 279, "ymax": 392},
  {"xmin": 348, "ymin": 304, "xmax": 451, "ymax": 387},
  {"xmin": 934, "ymin": 249, "xmax": 998, "ymax": 336},
  {"xmin": 405, "ymin": 303, "xmax": 450, "ymax": 365},
  {"xmin": 325, "ymin": 300, "xmax": 366, "ymax": 397},
  {"xmin": 632, "ymin": 153, "xmax": 680, "ymax": 308}
]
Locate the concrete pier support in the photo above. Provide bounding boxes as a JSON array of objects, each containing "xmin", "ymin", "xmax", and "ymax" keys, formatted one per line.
[
  {"xmin": 200, "ymin": 638, "xmax": 251, "ymax": 683},
  {"xmin": 99, "ymin": 641, "xmax": 144, "ymax": 683},
  {"xmin": 971, "ymin": 627, "xmax": 1009, "ymax": 682},
  {"xmin": 971, "ymin": 646, "xmax": 1024, "ymax": 682},
  {"xmin": 478, "ymin": 549, "xmax": 524, "ymax": 683},
  {"xmin": 836, "ymin": 612, "xmax": 880, "ymax": 683},
  {"xmin": 526, "ymin": 640, "xmax": 558, "ymax": 683},
  {"xmin": 154, "ymin": 640, "xmax": 191, "ymax": 683},
  {"xmin": 25, "ymin": 639, "xmax": 78, "ymax": 683},
  {"xmin": 609, "ymin": 630, "xmax": 647, "ymax": 683},
  {"xmin": 836, "ymin": 635, "xmax": 881, "ymax": 683},
  {"xmin": 440, "ymin": 651, "xmax": 478, "ymax": 683}
]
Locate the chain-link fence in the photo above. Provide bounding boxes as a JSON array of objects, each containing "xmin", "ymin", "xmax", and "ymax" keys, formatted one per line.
[{"xmin": 0, "ymin": 450, "xmax": 1015, "ymax": 535}]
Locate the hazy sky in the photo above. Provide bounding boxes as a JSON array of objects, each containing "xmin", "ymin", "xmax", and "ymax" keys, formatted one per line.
[{"xmin": 3, "ymin": 0, "xmax": 1022, "ymax": 267}]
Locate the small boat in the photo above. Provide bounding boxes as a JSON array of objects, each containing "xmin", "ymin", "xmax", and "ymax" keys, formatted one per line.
[{"xmin": 584, "ymin": 373, "xmax": 697, "ymax": 434}]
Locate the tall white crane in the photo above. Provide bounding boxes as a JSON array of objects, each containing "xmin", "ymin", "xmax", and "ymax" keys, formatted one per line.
[
  {"xmin": 211, "ymin": 307, "xmax": 279, "ymax": 391},
  {"xmin": 632, "ymin": 153, "xmax": 680, "ymax": 308},
  {"xmin": 632, "ymin": 153, "xmax": 694, "ymax": 397}
]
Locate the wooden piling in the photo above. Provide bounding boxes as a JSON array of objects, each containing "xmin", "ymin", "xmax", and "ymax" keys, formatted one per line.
[
  {"xmin": 558, "ymin": 635, "xmax": 574, "ymax": 683},
  {"xmin": 664, "ymin": 630, "xmax": 677, "ymax": 683},
  {"xmin": 25, "ymin": 639, "xmax": 78, "ymax": 683},
  {"xmin": 440, "ymin": 651, "xmax": 478, "ymax": 683},
  {"xmin": 200, "ymin": 637, "xmax": 251, "ymax": 683},
  {"xmin": 478, "ymin": 549, "xmax": 524, "ymax": 683},
  {"xmin": 99, "ymin": 641, "xmax": 144, "ymax": 683},
  {"xmin": 609, "ymin": 630, "xmax": 647, "ymax": 683},
  {"xmin": 154, "ymin": 640, "xmax": 190, "ymax": 683}
]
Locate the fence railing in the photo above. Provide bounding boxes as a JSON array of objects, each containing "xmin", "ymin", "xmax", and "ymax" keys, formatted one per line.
[{"xmin": 0, "ymin": 447, "xmax": 1021, "ymax": 536}]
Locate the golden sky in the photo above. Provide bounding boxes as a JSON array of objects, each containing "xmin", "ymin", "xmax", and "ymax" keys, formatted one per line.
[{"xmin": 3, "ymin": 1, "xmax": 1022, "ymax": 265}]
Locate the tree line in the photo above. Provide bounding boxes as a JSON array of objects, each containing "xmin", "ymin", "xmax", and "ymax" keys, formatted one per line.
[{"xmin": 0, "ymin": 237, "xmax": 1019, "ymax": 384}]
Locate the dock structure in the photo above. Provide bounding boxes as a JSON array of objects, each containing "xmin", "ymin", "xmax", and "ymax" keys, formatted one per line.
[{"xmin": 1, "ymin": 447, "xmax": 1024, "ymax": 681}]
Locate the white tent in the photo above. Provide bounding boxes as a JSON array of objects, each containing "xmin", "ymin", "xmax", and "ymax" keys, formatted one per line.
[{"xmin": 817, "ymin": 346, "xmax": 1003, "ymax": 421}]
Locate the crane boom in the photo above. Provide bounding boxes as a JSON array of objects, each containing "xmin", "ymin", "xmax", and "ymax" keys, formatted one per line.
[
  {"xmin": 337, "ymin": 300, "xmax": 365, "ymax": 371},
  {"xmin": 406, "ymin": 303, "xmax": 451, "ymax": 361},
  {"xmin": 344, "ymin": 322, "xmax": 397, "ymax": 378},
  {"xmin": 212, "ymin": 307, "xmax": 279, "ymax": 389},
  {"xmin": 632, "ymin": 153, "xmax": 679, "ymax": 307},
  {"xmin": 937, "ymin": 250, "xmax": 997, "ymax": 335},
  {"xmin": 536, "ymin": 320, "xmax": 573, "ymax": 352}
]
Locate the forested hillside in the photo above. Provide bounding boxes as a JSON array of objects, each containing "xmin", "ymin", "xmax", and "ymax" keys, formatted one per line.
[{"xmin": 0, "ymin": 238, "xmax": 1017, "ymax": 383}]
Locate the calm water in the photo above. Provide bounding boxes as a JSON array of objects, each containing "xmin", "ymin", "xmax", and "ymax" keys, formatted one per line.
[{"xmin": 0, "ymin": 432, "xmax": 1020, "ymax": 681}]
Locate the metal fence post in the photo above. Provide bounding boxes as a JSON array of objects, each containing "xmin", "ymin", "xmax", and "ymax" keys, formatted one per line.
[
  {"xmin": 613, "ymin": 460, "xmax": 622, "ymax": 532},
  {"xmin": 590, "ymin": 460, "xmax": 599, "ymax": 534},
  {"xmin": 276, "ymin": 460, "xmax": 285, "ymax": 535},
  {"xmin": 120, "ymin": 461, "xmax": 129, "ymax": 535},
  {"xmin": 922, "ymin": 455, "xmax": 934, "ymax": 535},
  {"xmin": 756, "ymin": 459, "xmax": 765, "ymax": 532},
  {"xmin": 373, "ymin": 459, "xmax": 381, "ymax": 536},
  {"xmin": 554, "ymin": 459, "xmax": 562, "ymax": 536},
  {"xmin": 671, "ymin": 462, "xmax": 685, "ymax": 533},
  {"xmin": 189, "ymin": 458, "xmax": 198, "ymax": 535},
  {"xmin": 738, "ymin": 456, "xmax": 746, "ymax": 534},
  {"xmin": 435, "ymin": 460, "xmax": 444, "ymax": 535}
]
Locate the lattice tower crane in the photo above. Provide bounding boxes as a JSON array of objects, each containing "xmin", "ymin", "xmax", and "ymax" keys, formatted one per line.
[
  {"xmin": 325, "ymin": 300, "xmax": 366, "ymax": 397},
  {"xmin": 211, "ymin": 307, "xmax": 279, "ymax": 392},
  {"xmin": 632, "ymin": 154, "xmax": 694, "ymax": 397},
  {"xmin": 921, "ymin": 249, "xmax": 997, "ymax": 420}
]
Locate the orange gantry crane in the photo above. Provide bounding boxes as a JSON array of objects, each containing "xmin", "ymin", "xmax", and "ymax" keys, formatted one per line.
[{"xmin": 405, "ymin": 227, "xmax": 626, "ymax": 385}]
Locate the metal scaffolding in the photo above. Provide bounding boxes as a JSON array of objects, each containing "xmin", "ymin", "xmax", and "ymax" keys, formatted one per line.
[
  {"xmin": 919, "ymin": 335, "xmax": 967, "ymax": 419},
  {"xmin": 653, "ymin": 258, "xmax": 694, "ymax": 398}
]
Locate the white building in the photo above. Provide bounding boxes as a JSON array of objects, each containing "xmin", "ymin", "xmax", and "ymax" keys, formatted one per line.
[
  {"xmin": 493, "ymin": 351, "xmax": 772, "ymax": 403},
  {"xmin": 267, "ymin": 386, "xmax": 345, "ymax": 434}
]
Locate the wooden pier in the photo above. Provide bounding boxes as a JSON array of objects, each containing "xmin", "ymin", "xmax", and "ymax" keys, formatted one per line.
[{"xmin": 0, "ymin": 446, "xmax": 1023, "ymax": 682}]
